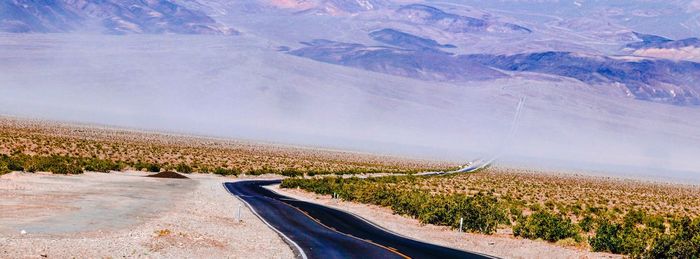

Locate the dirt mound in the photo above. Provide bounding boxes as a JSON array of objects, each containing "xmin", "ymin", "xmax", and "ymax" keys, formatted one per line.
[{"xmin": 147, "ymin": 171, "xmax": 189, "ymax": 179}]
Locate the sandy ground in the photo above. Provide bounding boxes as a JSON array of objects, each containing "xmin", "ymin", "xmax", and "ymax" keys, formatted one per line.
[
  {"xmin": 0, "ymin": 172, "xmax": 293, "ymax": 258},
  {"xmin": 271, "ymin": 185, "xmax": 622, "ymax": 259}
]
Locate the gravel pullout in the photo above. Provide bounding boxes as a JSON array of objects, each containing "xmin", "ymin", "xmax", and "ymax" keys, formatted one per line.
[{"xmin": 0, "ymin": 172, "xmax": 293, "ymax": 258}]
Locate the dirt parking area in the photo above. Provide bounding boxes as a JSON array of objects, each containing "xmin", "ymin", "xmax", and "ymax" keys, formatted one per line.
[{"xmin": 0, "ymin": 172, "xmax": 293, "ymax": 258}]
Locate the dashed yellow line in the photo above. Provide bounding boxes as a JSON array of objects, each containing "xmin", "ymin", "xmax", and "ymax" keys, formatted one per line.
[{"xmin": 280, "ymin": 200, "xmax": 411, "ymax": 259}]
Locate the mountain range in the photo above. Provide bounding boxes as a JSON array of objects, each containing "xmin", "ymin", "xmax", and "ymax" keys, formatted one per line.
[
  {"xmin": 0, "ymin": 0, "xmax": 235, "ymax": 34},
  {"xmin": 6, "ymin": 0, "xmax": 696, "ymax": 106}
]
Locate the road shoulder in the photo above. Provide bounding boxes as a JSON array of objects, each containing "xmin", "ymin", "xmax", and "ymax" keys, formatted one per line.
[{"xmin": 270, "ymin": 184, "xmax": 620, "ymax": 259}]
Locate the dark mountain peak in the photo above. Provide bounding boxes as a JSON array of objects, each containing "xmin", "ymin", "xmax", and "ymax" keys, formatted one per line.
[
  {"xmin": 664, "ymin": 38, "xmax": 700, "ymax": 48},
  {"xmin": 514, "ymin": 51, "xmax": 572, "ymax": 59},
  {"xmin": 466, "ymin": 52, "xmax": 700, "ymax": 105},
  {"xmin": 95, "ymin": 0, "xmax": 232, "ymax": 35},
  {"xmin": 301, "ymin": 39, "xmax": 364, "ymax": 48},
  {"xmin": 395, "ymin": 3, "xmax": 530, "ymax": 34},
  {"xmin": 502, "ymin": 23, "xmax": 532, "ymax": 33},
  {"xmin": 633, "ymin": 32, "xmax": 672, "ymax": 44},
  {"xmin": 369, "ymin": 28, "xmax": 456, "ymax": 50},
  {"xmin": 626, "ymin": 32, "xmax": 699, "ymax": 50},
  {"xmin": 396, "ymin": 4, "xmax": 449, "ymax": 19},
  {"xmin": 396, "ymin": 4, "xmax": 485, "ymax": 31},
  {"xmin": 290, "ymin": 39, "xmax": 505, "ymax": 82}
]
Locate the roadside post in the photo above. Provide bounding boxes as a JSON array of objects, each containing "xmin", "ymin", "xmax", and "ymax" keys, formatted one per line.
[
  {"xmin": 459, "ymin": 217, "xmax": 464, "ymax": 232},
  {"xmin": 237, "ymin": 204, "xmax": 242, "ymax": 222}
]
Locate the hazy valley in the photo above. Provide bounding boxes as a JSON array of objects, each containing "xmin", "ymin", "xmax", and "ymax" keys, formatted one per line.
[{"xmin": 3, "ymin": 1, "xmax": 700, "ymax": 258}]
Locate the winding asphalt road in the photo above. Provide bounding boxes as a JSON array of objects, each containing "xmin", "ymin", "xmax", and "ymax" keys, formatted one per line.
[{"xmin": 224, "ymin": 180, "xmax": 493, "ymax": 259}]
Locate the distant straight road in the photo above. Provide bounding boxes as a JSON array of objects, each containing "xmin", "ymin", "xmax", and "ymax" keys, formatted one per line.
[{"xmin": 224, "ymin": 180, "xmax": 493, "ymax": 259}]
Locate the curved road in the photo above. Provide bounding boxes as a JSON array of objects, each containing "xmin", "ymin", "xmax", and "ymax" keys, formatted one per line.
[{"xmin": 224, "ymin": 180, "xmax": 493, "ymax": 259}]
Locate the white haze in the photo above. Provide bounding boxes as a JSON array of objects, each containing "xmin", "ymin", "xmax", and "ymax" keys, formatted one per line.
[{"xmin": 1, "ymin": 33, "xmax": 699, "ymax": 182}]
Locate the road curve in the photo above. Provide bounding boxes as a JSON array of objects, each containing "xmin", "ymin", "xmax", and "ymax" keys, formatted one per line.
[{"xmin": 224, "ymin": 180, "xmax": 493, "ymax": 259}]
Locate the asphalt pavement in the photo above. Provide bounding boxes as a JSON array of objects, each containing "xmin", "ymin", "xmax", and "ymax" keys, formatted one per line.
[{"xmin": 224, "ymin": 180, "xmax": 493, "ymax": 259}]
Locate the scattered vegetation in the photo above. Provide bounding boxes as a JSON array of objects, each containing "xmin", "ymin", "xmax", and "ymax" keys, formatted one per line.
[
  {"xmin": 213, "ymin": 167, "xmax": 241, "ymax": 176},
  {"xmin": 589, "ymin": 212, "xmax": 700, "ymax": 258},
  {"xmin": 513, "ymin": 210, "xmax": 580, "ymax": 242},
  {"xmin": 281, "ymin": 176, "xmax": 507, "ymax": 234},
  {"xmin": 0, "ymin": 118, "xmax": 450, "ymax": 175},
  {"xmin": 175, "ymin": 163, "xmax": 192, "ymax": 174},
  {"xmin": 281, "ymin": 170, "xmax": 700, "ymax": 257},
  {"xmin": 5, "ymin": 117, "xmax": 698, "ymax": 257},
  {"xmin": 0, "ymin": 153, "xmax": 123, "ymax": 175}
]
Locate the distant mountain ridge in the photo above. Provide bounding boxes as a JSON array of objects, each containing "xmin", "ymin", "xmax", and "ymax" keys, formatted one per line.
[
  {"xmin": 289, "ymin": 39, "xmax": 506, "ymax": 81},
  {"xmin": 0, "ymin": 0, "xmax": 236, "ymax": 34},
  {"xmin": 0, "ymin": 1, "xmax": 80, "ymax": 33},
  {"xmin": 394, "ymin": 4, "xmax": 532, "ymax": 34},
  {"xmin": 369, "ymin": 28, "xmax": 456, "ymax": 50},
  {"xmin": 3, "ymin": 0, "xmax": 700, "ymax": 106},
  {"xmin": 468, "ymin": 52, "xmax": 700, "ymax": 106},
  {"xmin": 627, "ymin": 32, "xmax": 700, "ymax": 50},
  {"xmin": 290, "ymin": 35, "xmax": 700, "ymax": 105}
]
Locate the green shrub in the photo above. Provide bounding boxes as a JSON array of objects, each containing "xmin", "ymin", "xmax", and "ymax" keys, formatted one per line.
[
  {"xmin": 198, "ymin": 166, "xmax": 210, "ymax": 173},
  {"xmin": 6, "ymin": 158, "xmax": 24, "ymax": 171},
  {"xmin": 147, "ymin": 164, "xmax": 161, "ymax": 173},
  {"xmin": 82, "ymin": 158, "xmax": 123, "ymax": 172},
  {"xmin": 0, "ymin": 162, "xmax": 9, "ymax": 175},
  {"xmin": 513, "ymin": 210, "xmax": 580, "ymax": 242},
  {"xmin": 246, "ymin": 167, "xmax": 278, "ymax": 175},
  {"xmin": 0, "ymin": 155, "xmax": 10, "ymax": 174},
  {"xmin": 132, "ymin": 161, "xmax": 150, "ymax": 171},
  {"xmin": 644, "ymin": 214, "xmax": 666, "ymax": 233},
  {"xmin": 579, "ymin": 215, "xmax": 595, "ymax": 232},
  {"xmin": 50, "ymin": 163, "xmax": 84, "ymax": 174},
  {"xmin": 279, "ymin": 173, "xmax": 700, "ymax": 257},
  {"xmin": 590, "ymin": 212, "xmax": 664, "ymax": 257},
  {"xmin": 280, "ymin": 176, "xmax": 506, "ymax": 234},
  {"xmin": 589, "ymin": 220, "xmax": 623, "ymax": 254},
  {"xmin": 23, "ymin": 155, "xmax": 84, "ymax": 174},
  {"xmin": 175, "ymin": 163, "xmax": 193, "ymax": 174},
  {"xmin": 280, "ymin": 168, "xmax": 302, "ymax": 177},
  {"xmin": 213, "ymin": 167, "xmax": 241, "ymax": 176},
  {"xmin": 509, "ymin": 206, "xmax": 524, "ymax": 222},
  {"xmin": 645, "ymin": 217, "xmax": 700, "ymax": 258},
  {"xmin": 452, "ymin": 193, "xmax": 507, "ymax": 234}
]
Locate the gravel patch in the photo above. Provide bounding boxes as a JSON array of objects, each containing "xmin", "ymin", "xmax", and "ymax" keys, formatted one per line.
[{"xmin": 0, "ymin": 172, "xmax": 293, "ymax": 258}]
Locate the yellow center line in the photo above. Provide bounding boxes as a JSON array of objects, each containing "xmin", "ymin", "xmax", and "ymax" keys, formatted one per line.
[{"xmin": 280, "ymin": 201, "xmax": 412, "ymax": 259}]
